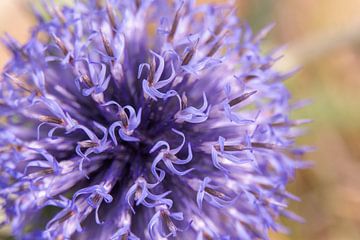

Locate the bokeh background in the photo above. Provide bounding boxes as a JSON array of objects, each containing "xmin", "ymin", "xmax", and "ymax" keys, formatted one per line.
[{"xmin": 1, "ymin": 0, "xmax": 360, "ymax": 239}]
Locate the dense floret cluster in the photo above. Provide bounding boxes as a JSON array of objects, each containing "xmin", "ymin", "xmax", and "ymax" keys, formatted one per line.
[{"xmin": 0, "ymin": 0, "xmax": 309, "ymax": 239}]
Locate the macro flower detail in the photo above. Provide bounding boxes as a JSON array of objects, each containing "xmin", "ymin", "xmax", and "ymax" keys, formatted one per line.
[
  {"xmin": 0, "ymin": 0, "xmax": 310, "ymax": 239},
  {"xmin": 139, "ymin": 51, "xmax": 177, "ymax": 101},
  {"xmin": 150, "ymin": 128, "xmax": 194, "ymax": 180},
  {"xmin": 104, "ymin": 101, "xmax": 142, "ymax": 143},
  {"xmin": 175, "ymin": 92, "xmax": 211, "ymax": 123},
  {"xmin": 196, "ymin": 177, "xmax": 238, "ymax": 209},
  {"xmin": 126, "ymin": 176, "xmax": 172, "ymax": 213},
  {"xmin": 148, "ymin": 206, "xmax": 190, "ymax": 239},
  {"xmin": 71, "ymin": 185, "xmax": 113, "ymax": 224},
  {"xmin": 223, "ymin": 83, "xmax": 257, "ymax": 124},
  {"xmin": 75, "ymin": 61, "xmax": 111, "ymax": 97}
]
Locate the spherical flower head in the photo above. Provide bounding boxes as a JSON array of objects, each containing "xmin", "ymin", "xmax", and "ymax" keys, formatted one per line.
[{"xmin": 0, "ymin": 0, "xmax": 311, "ymax": 239}]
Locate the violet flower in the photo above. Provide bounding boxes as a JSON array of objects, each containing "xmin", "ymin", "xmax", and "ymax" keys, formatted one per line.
[{"xmin": 0, "ymin": 0, "xmax": 310, "ymax": 239}]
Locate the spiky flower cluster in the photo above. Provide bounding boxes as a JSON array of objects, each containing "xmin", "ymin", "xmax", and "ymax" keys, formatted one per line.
[{"xmin": 0, "ymin": 0, "xmax": 310, "ymax": 239}]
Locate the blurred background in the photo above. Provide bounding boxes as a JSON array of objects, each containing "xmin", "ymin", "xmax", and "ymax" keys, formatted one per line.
[{"xmin": 1, "ymin": 0, "xmax": 360, "ymax": 239}]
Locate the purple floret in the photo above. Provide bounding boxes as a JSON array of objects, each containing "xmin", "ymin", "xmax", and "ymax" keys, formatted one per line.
[{"xmin": 0, "ymin": 0, "xmax": 310, "ymax": 239}]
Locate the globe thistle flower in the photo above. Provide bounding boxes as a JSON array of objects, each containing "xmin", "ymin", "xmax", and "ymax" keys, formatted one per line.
[{"xmin": 0, "ymin": 0, "xmax": 311, "ymax": 239}]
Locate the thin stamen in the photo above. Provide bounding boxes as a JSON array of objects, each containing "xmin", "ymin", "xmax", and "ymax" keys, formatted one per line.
[
  {"xmin": 134, "ymin": 186, "xmax": 142, "ymax": 201},
  {"xmin": 148, "ymin": 57, "xmax": 156, "ymax": 86},
  {"xmin": 271, "ymin": 119, "xmax": 310, "ymax": 127},
  {"xmin": 160, "ymin": 210, "xmax": 177, "ymax": 233},
  {"xmin": 78, "ymin": 140, "xmax": 99, "ymax": 148},
  {"xmin": 167, "ymin": 3, "xmax": 184, "ymax": 42},
  {"xmin": 164, "ymin": 152, "xmax": 178, "ymax": 162},
  {"xmin": 206, "ymin": 31, "xmax": 230, "ymax": 57},
  {"xmin": 181, "ymin": 39, "xmax": 199, "ymax": 65},
  {"xmin": 53, "ymin": 7, "xmax": 66, "ymax": 25},
  {"xmin": 181, "ymin": 92, "xmax": 188, "ymax": 109},
  {"xmin": 243, "ymin": 74, "xmax": 258, "ymax": 82},
  {"xmin": 101, "ymin": 31, "xmax": 114, "ymax": 57},
  {"xmin": 91, "ymin": 194, "xmax": 102, "ymax": 204},
  {"xmin": 119, "ymin": 109, "xmax": 129, "ymax": 128},
  {"xmin": 39, "ymin": 115, "xmax": 64, "ymax": 125},
  {"xmin": 52, "ymin": 34, "xmax": 68, "ymax": 56},
  {"xmin": 251, "ymin": 142, "xmax": 281, "ymax": 150},
  {"xmin": 204, "ymin": 187, "xmax": 226, "ymax": 199},
  {"xmin": 106, "ymin": 3, "xmax": 117, "ymax": 31},
  {"xmin": 214, "ymin": 144, "xmax": 248, "ymax": 152},
  {"xmin": 79, "ymin": 72, "xmax": 94, "ymax": 88},
  {"xmin": 205, "ymin": 9, "xmax": 233, "ymax": 44},
  {"xmin": 58, "ymin": 211, "xmax": 75, "ymax": 224},
  {"xmin": 228, "ymin": 91, "xmax": 257, "ymax": 107},
  {"xmin": 7, "ymin": 74, "xmax": 42, "ymax": 96}
]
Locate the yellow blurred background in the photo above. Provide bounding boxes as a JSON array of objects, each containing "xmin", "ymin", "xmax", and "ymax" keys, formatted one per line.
[{"xmin": 1, "ymin": 0, "xmax": 360, "ymax": 239}]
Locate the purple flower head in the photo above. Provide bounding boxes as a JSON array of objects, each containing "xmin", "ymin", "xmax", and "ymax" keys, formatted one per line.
[{"xmin": 0, "ymin": 0, "xmax": 310, "ymax": 239}]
